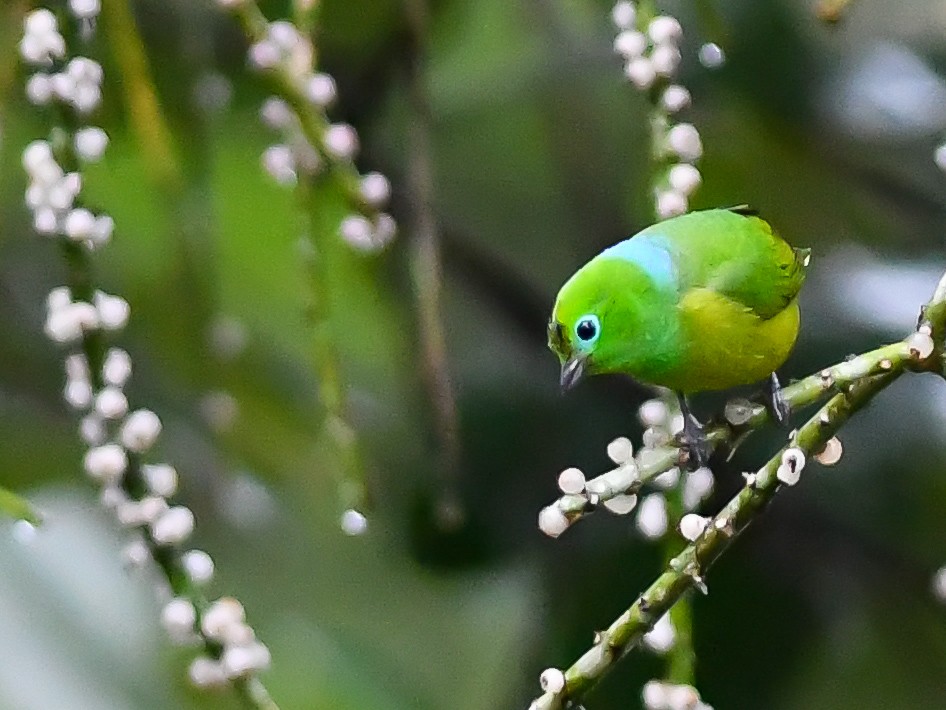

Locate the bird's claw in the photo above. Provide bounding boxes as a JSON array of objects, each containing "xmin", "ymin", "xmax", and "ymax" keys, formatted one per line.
[
  {"xmin": 677, "ymin": 413, "xmax": 712, "ymax": 470},
  {"xmin": 768, "ymin": 372, "xmax": 790, "ymax": 428}
]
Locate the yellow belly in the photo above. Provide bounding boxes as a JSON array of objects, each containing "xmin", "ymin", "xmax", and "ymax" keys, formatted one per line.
[{"xmin": 661, "ymin": 288, "xmax": 800, "ymax": 393}]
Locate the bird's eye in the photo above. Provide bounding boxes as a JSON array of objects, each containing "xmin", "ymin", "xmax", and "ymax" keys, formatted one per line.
[{"xmin": 575, "ymin": 315, "xmax": 600, "ymax": 344}]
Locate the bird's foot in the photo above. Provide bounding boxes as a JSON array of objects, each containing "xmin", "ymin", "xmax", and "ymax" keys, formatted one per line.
[
  {"xmin": 676, "ymin": 392, "xmax": 712, "ymax": 470},
  {"xmin": 767, "ymin": 372, "xmax": 790, "ymax": 427}
]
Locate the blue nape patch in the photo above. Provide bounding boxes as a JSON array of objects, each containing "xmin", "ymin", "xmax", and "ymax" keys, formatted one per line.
[{"xmin": 599, "ymin": 236, "xmax": 676, "ymax": 289}]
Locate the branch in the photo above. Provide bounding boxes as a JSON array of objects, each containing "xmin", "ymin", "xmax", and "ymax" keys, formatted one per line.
[
  {"xmin": 529, "ymin": 276, "xmax": 946, "ymax": 709},
  {"xmin": 538, "ymin": 340, "xmax": 911, "ymax": 537}
]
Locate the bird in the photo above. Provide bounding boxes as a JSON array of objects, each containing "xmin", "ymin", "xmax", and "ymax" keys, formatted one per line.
[{"xmin": 547, "ymin": 206, "xmax": 809, "ymax": 467}]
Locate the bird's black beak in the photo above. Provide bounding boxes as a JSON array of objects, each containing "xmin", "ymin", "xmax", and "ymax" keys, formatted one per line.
[{"xmin": 560, "ymin": 355, "xmax": 586, "ymax": 392}]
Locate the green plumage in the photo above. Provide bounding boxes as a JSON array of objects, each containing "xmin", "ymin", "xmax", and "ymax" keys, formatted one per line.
[{"xmin": 549, "ymin": 208, "xmax": 809, "ymax": 394}]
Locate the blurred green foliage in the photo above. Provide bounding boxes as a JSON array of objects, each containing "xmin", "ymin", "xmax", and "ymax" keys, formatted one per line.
[{"xmin": 3, "ymin": 0, "xmax": 946, "ymax": 708}]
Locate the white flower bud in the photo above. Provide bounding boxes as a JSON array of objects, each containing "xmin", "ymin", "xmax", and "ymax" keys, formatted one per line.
[
  {"xmin": 639, "ymin": 399, "xmax": 669, "ymax": 428},
  {"xmin": 94, "ymin": 291, "xmax": 130, "ymax": 330},
  {"xmin": 74, "ymin": 127, "xmax": 109, "ymax": 162},
  {"xmin": 63, "ymin": 208, "xmax": 97, "ymax": 241},
  {"xmin": 340, "ymin": 508, "xmax": 368, "ymax": 536},
  {"xmin": 602, "ymin": 493, "xmax": 638, "ymax": 515},
  {"xmin": 83, "ymin": 443, "xmax": 128, "ymax": 483},
  {"xmin": 907, "ymin": 330, "xmax": 934, "ymax": 359},
  {"xmin": 698, "ymin": 42, "xmax": 726, "ymax": 69},
  {"xmin": 539, "ymin": 668, "xmax": 565, "ymax": 693},
  {"xmin": 221, "ymin": 642, "xmax": 271, "ymax": 678},
  {"xmin": 121, "ymin": 538, "xmax": 150, "ymax": 567},
  {"xmin": 606, "ymin": 437, "xmax": 634, "ymax": 464},
  {"xmin": 932, "ymin": 565, "xmax": 946, "ymax": 602},
  {"xmin": 668, "ymin": 163, "xmax": 702, "ymax": 195},
  {"xmin": 643, "ymin": 680, "xmax": 669, "ymax": 709},
  {"xmin": 538, "ymin": 505, "xmax": 569, "ymax": 538},
  {"xmin": 103, "ymin": 348, "xmax": 132, "ymax": 386},
  {"xmin": 259, "ymin": 97, "xmax": 294, "ymax": 129},
  {"xmin": 614, "ymin": 30, "xmax": 647, "ymax": 58},
  {"xmin": 69, "ymin": 0, "xmax": 101, "ymax": 20},
  {"xmin": 935, "ymin": 143, "xmax": 946, "ymax": 173},
  {"xmin": 666, "ymin": 123, "xmax": 703, "ymax": 161},
  {"xmin": 47, "ymin": 287, "xmax": 72, "ymax": 311},
  {"xmin": 189, "ymin": 656, "xmax": 228, "ymax": 688},
  {"xmin": 625, "ymin": 57, "xmax": 656, "ymax": 89},
  {"xmin": 90, "ymin": 215, "xmax": 114, "ymax": 246},
  {"xmin": 22, "ymin": 140, "xmax": 56, "ymax": 178},
  {"xmin": 656, "ymin": 190, "xmax": 687, "ymax": 219},
  {"xmin": 120, "ymin": 409, "xmax": 162, "ymax": 452},
  {"xmin": 64, "ymin": 379, "xmax": 93, "ymax": 409},
  {"xmin": 201, "ymin": 597, "xmax": 246, "ymax": 640},
  {"xmin": 79, "ymin": 414, "xmax": 106, "ymax": 445},
  {"xmin": 248, "ymin": 41, "xmax": 280, "ymax": 70},
  {"xmin": 651, "ymin": 44, "xmax": 682, "ymax": 77},
  {"xmin": 33, "ymin": 208, "xmax": 57, "ymax": 235},
  {"xmin": 374, "ymin": 213, "xmax": 397, "ymax": 248},
  {"xmin": 182, "ymin": 550, "xmax": 215, "ymax": 585},
  {"xmin": 776, "ymin": 447, "xmax": 806, "ymax": 486},
  {"xmin": 26, "ymin": 73, "xmax": 54, "ymax": 105},
  {"xmin": 151, "ymin": 506, "xmax": 195, "ymax": 545},
  {"xmin": 679, "ymin": 513, "xmax": 709, "ymax": 541},
  {"xmin": 636, "ymin": 493, "xmax": 668, "ymax": 539},
  {"xmin": 339, "ymin": 214, "xmax": 374, "ymax": 250},
  {"xmin": 95, "ymin": 386, "xmax": 128, "ymax": 419},
  {"xmin": 142, "ymin": 463, "xmax": 178, "ymax": 498},
  {"xmin": 643, "ymin": 612, "xmax": 675, "ymax": 653},
  {"xmin": 160, "ymin": 598, "xmax": 197, "ymax": 644},
  {"xmin": 557, "ymin": 467, "xmax": 586, "ymax": 495},
  {"xmin": 647, "ymin": 16, "xmax": 683, "ymax": 45},
  {"xmin": 682, "ymin": 467, "xmax": 714, "ymax": 509},
  {"xmin": 660, "ymin": 84, "xmax": 690, "ymax": 113},
  {"xmin": 360, "ymin": 172, "xmax": 391, "ymax": 207},
  {"xmin": 25, "ymin": 9, "xmax": 58, "ymax": 36},
  {"xmin": 652, "ymin": 466, "xmax": 680, "ymax": 489},
  {"xmin": 261, "ymin": 144, "xmax": 296, "ymax": 186},
  {"xmin": 305, "ymin": 72, "xmax": 337, "ymax": 107},
  {"xmin": 323, "ymin": 123, "xmax": 359, "ymax": 161},
  {"xmin": 611, "ymin": 1, "xmax": 637, "ymax": 29}
]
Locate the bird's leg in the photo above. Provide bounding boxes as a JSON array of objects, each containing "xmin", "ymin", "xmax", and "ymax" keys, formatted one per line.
[
  {"xmin": 676, "ymin": 392, "xmax": 711, "ymax": 470},
  {"xmin": 767, "ymin": 372, "xmax": 791, "ymax": 427}
]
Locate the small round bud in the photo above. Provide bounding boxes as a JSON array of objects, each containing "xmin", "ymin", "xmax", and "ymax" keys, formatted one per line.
[
  {"xmin": 188, "ymin": 657, "xmax": 228, "ymax": 688},
  {"xmin": 935, "ymin": 143, "xmax": 946, "ymax": 173},
  {"xmin": 74, "ymin": 127, "xmax": 109, "ymax": 162},
  {"xmin": 639, "ymin": 399, "xmax": 669, "ymax": 428},
  {"xmin": 360, "ymin": 172, "xmax": 391, "ymax": 207},
  {"xmin": 69, "ymin": 0, "xmax": 101, "ymax": 20},
  {"xmin": 665, "ymin": 123, "xmax": 703, "ymax": 161},
  {"xmin": 324, "ymin": 123, "xmax": 359, "ymax": 161},
  {"xmin": 651, "ymin": 44, "xmax": 682, "ymax": 77},
  {"xmin": 151, "ymin": 506, "xmax": 195, "ymax": 545},
  {"xmin": 613, "ymin": 30, "xmax": 647, "ymax": 58},
  {"xmin": 636, "ymin": 493, "xmax": 668, "ymax": 539},
  {"xmin": 26, "ymin": 73, "xmax": 54, "ymax": 104},
  {"xmin": 611, "ymin": 1, "xmax": 636, "ymax": 29},
  {"xmin": 625, "ymin": 57, "xmax": 656, "ymax": 89},
  {"xmin": 64, "ymin": 379, "xmax": 93, "ymax": 409},
  {"xmin": 539, "ymin": 668, "xmax": 565, "ymax": 693},
  {"xmin": 103, "ymin": 348, "xmax": 132, "ymax": 387},
  {"xmin": 94, "ymin": 292, "xmax": 130, "ymax": 330},
  {"xmin": 95, "ymin": 386, "xmax": 129, "ymax": 419},
  {"xmin": 305, "ymin": 72, "xmax": 337, "ymax": 107},
  {"xmin": 261, "ymin": 145, "xmax": 297, "ymax": 186},
  {"xmin": 679, "ymin": 513, "xmax": 709, "ymax": 541},
  {"xmin": 683, "ymin": 467, "xmax": 714, "ymax": 509},
  {"xmin": 221, "ymin": 642, "xmax": 271, "ymax": 678},
  {"xmin": 120, "ymin": 409, "xmax": 161, "ymax": 452},
  {"xmin": 698, "ymin": 42, "xmax": 726, "ymax": 69},
  {"xmin": 602, "ymin": 493, "xmax": 638, "ymax": 515},
  {"xmin": 160, "ymin": 598, "xmax": 197, "ymax": 644},
  {"xmin": 340, "ymin": 509, "xmax": 368, "ymax": 536},
  {"xmin": 142, "ymin": 463, "xmax": 178, "ymax": 498},
  {"xmin": 557, "ymin": 467, "xmax": 586, "ymax": 495},
  {"xmin": 606, "ymin": 437, "xmax": 634, "ymax": 464},
  {"xmin": 667, "ymin": 163, "xmax": 702, "ymax": 195},
  {"xmin": 647, "ymin": 16, "xmax": 683, "ymax": 45},
  {"xmin": 259, "ymin": 97, "xmax": 294, "ymax": 129},
  {"xmin": 933, "ymin": 565, "xmax": 946, "ymax": 602},
  {"xmin": 656, "ymin": 190, "xmax": 687, "ymax": 219},
  {"xmin": 907, "ymin": 330, "xmax": 935, "ymax": 359},
  {"xmin": 182, "ymin": 550, "xmax": 215, "ymax": 585},
  {"xmin": 642, "ymin": 612, "xmax": 675, "ymax": 653},
  {"xmin": 201, "ymin": 597, "xmax": 246, "ymax": 640},
  {"xmin": 83, "ymin": 443, "xmax": 128, "ymax": 483},
  {"xmin": 63, "ymin": 208, "xmax": 97, "ymax": 241},
  {"xmin": 339, "ymin": 214, "xmax": 373, "ymax": 250},
  {"xmin": 538, "ymin": 506, "xmax": 569, "ymax": 538}
]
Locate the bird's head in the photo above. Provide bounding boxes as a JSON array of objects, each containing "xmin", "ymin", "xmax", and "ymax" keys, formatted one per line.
[{"xmin": 548, "ymin": 254, "xmax": 676, "ymax": 392}]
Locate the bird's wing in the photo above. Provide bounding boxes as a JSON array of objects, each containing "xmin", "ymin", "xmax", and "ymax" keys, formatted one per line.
[{"xmin": 657, "ymin": 209, "xmax": 809, "ymax": 320}]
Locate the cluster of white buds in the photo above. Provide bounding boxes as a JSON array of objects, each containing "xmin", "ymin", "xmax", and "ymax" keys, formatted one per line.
[
  {"xmin": 611, "ymin": 2, "xmax": 705, "ymax": 219},
  {"xmin": 643, "ymin": 680, "xmax": 713, "ymax": 710},
  {"xmin": 187, "ymin": 597, "xmax": 272, "ymax": 686},
  {"xmin": 23, "ymin": 140, "xmax": 113, "ymax": 245},
  {"xmin": 21, "ymin": 4, "xmax": 269, "ymax": 694},
  {"xmin": 228, "ymin": 5, "xmax": 396, "ymax": 251},
  {"xmin": 537, "ymin": 396, "xmax": 715, "ymax": 539}
]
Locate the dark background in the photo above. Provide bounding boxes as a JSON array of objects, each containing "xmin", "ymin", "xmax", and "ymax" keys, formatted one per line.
[{"xmin": 2, "ymin": 0, "xmax": 946, "ymax": 708}]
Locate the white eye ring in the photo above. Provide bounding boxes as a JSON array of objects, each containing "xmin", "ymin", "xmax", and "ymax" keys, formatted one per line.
[{"xmin": 574, "ymin": 314, "xmax": 600, "ymax": 345}]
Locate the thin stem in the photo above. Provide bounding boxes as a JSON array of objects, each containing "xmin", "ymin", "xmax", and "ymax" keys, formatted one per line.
[
  {"xmin": 815, "ymin": 0, "xmax": 857, "ymax": 24},
  {"xmin": 404, "ymin": 0, "xmax": 463, "ymax": 515},
  {"xmin": 97, "ymin": 0, "xmax": 182, "ymax": 193},
  {"xmin": 293, "ymin": 0, "xmax": 321, "ymax": 38},
  {"xmin": 663, "ymin": 488, "xmax": 694, "ymax": 685}
]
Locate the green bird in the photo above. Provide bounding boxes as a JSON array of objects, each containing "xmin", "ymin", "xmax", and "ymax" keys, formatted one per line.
[{"xmin": 547, "ymin": 207, "xmax": 809, "ymax": 465}]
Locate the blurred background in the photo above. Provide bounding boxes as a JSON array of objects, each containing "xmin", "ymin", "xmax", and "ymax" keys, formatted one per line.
[{"xmin": 3, "ymin": 0, "xmax": 946, "ymax": 708}]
